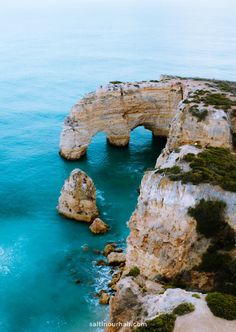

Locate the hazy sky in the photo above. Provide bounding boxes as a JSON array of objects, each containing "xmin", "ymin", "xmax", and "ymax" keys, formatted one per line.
[{"xmin": 1, "ymin": 0, "xmax": 234, "ymax": 9}]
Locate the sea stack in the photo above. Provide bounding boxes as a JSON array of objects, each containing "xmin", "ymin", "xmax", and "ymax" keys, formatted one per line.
[{"xmin": 58, "ymin": 168, "xmax": 99, "ymax": 222}]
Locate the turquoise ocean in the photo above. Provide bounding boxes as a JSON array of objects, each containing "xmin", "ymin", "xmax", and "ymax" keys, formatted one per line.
[{"xmin": 0, "ymin": 0, "xmax": 236, "ymax": 331}]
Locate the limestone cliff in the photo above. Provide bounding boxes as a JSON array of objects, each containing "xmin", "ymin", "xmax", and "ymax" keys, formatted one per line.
[
  {"xmin": 59, "ymin": 76, "xmax": 236, "ymax": 331},
  {"xmin": 60, "ymin": 80, "xmax": 183, "ymax": 159}
]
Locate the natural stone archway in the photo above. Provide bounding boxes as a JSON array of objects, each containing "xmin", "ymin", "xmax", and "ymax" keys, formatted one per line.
[{"xmin": 59, "ymin": 80, "xmax": 183, "ymax": 160}]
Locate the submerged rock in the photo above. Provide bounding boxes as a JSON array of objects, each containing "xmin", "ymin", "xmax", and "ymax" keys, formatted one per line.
[
  {"xmin": 57, "ymin": 169, "xmax": 99, "ymax": 222},
  {"xmin": 89, "ymin": 218, "xmax": 109, "ymax": 234}
]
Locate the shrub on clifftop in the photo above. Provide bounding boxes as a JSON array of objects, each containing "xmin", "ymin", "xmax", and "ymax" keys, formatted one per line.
[
  {"xmin": 188, "ymin": 199, "xmax": 226, "ymax": 238},
  {"xmin": 135, "ymin": 313, "xmax": 176, "ymax": 332},
  {"xmin": 126, "ymin": 266, "xmax": 140, "ymax": 277},
  {"xmin": 173, "ymin": 302, "xmax": 195, "ymax": 316},
  {"xmin": 159, "ymin": 147, "xmax": 236, "ymax": 192},
  {"xmin": 206, "ymin": 292, "xmax": 236, "ymax": 320}
]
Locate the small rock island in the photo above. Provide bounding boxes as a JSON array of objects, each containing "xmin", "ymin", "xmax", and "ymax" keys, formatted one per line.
[{"xmin": 59, "ymin": 76, "xmax": 236, "ymax": 331}]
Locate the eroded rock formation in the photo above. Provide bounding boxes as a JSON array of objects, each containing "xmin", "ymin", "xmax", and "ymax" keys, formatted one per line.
[
  {"xmin": 58, "ymin": 168, "xmax": 99, "ymax": 222},
  {"xmin": 59, "ymin": 76, "xmax": 236, "ymax": 331},
  {"xmin": 60, "ymin": 80, "xmax": 183, "ymax": 159},
  {"xmin": 89, "ymin": 218, "xmax": 109, "ymax": 234}
]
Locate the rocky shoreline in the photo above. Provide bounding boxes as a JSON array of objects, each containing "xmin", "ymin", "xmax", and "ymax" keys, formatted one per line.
[{"xmin": 59, "ymin": 76, "xmax": 236, "ymax": 331}]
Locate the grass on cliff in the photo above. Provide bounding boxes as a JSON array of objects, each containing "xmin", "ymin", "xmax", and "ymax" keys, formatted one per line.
[
  {"xmin": 188, "ymin": 198, "xmax": 236, "ymax": 296},
  {"xmin": 188, "ymin": 199, "xmax": 226, "ymax": 238},
  {"xmin": 135, "ymin": 314, "xmax": 176, "ymax": 332},
  {"xmin": 157, "ymin": 147, "xmax": 236, "ymax": 192},
  {"xmin": 110, "ymin": 81, "xmax": 123, "ymax": 84},
  {"xmin": 173, "ymin": 303, "xmax": 195, "ymax": 316},
  {"xmin": 189, "ymin": 106, "xmax": 208, "ymax": 121},
  {"xmin": 190, "ymin": 90, "xmax": 236, "ymax": 111},
  {"xmin": 126, "ymin": 267, "xmax": 140, "ymax": 277},
  {"xmin": 206, "ymin": 292, "xmax": 236, "ymax": 320},
  {"xmin": 216, "ymin": 81, "xmax": 236, "ymax": 94},
  {"xmin": 166, "ymin": 198, "xmax": 236, "ymax": 296}
]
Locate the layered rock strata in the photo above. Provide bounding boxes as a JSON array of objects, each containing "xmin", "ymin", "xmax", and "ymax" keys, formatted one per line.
[
  {"xmin": 59, "ymin": 76, "xmax": 236, "ymax": 331},
  {"xmin": 60, "ymin": 80, "xmax": 183, "ymax": 159}
]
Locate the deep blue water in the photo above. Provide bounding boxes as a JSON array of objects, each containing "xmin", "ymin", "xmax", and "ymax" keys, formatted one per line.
[{"xmin": 0, "ymin": 1, "xmax": 236, "ymax": 331}]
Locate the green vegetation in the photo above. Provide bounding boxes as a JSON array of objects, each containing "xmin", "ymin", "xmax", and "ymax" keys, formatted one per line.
[
  {"xmin": 189, "ymin": 106, "xmax": 208, "ymax": 121},
  {"xmin": 203, "ymin": 93, "xmax": 236, "ymax": 111},
  {"xmin": 190, "ymin": 91, "xmax": 236, "ymax": 111},
  {"xmin": 206, "ymin": 292, "xmax": 236, "ymax": 320},
  {"xmin": 198, "ymin": 249, "xmax": 236, "ymax": 296},
  {"xmin": 216, "ymin": 81, "xmax": 236, "ymax": 94},
  {"xmin": 188, "ymin": 199, "xmax": 226, "ymax": 238},
  {"xmin": 188, "ymin": 197, "xmax": 236, "ymax": 296},
  {"xmin": 126, "ymin": 267, "xmax": 140, "ymax": 277},
  {"xmin": 159, "ymin": 147, "xmax": 236, "ymax": 192},
  {"xmin": 173, "ymin": 303, "xmax": 195, "ymax": 316},
  {"xmin": 174, "ymin": 148, "xmax": 181, "ymax": 153},
  {"xmin": 156, "ymin": 165, "xmax": 181, "ymax": 175},
  {"xmin": 110, "ymin": 81, "xmax": 123, "ymax": 84},
  {"xmin": 192, "ymin": 294, "xmax": 201, "ymax": 299},
  {"xmin": 135, "ymin": 314, "xmax": 176, "ymax": 332}
]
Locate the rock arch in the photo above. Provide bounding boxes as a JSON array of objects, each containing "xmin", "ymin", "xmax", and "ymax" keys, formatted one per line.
[{"xmin": 59, "ymin": 81, "xmax": 183, "ymax": 160}]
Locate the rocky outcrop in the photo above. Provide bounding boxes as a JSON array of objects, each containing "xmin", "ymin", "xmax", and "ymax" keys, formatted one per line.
[
  {"xmin": 107, "ymin": 252, "xmax": 126, "ymax": 266},
  {"xmin": 108, "ymin": 280, "xmax": 236, "ymax": 332},
  {"xmin": 60, "ymin": 80, "xmax": 183, "ymax": 160},
  {"xmin": 59, "ymin": 76, "xmax": 236, "ymax": 331},
  {"xmin": 106, "ymin": 77, "xmax": 236, "ymax": 331},
  {"xmin": 125, "ymin": 145, "xmax": 236, "ymax": 279},
  {"xmin": 60, "ymin": 77, "xmax": 236, "ymax": 160},
  {"xmin": 58, "ymin": 169, "xmax": 99, "ymax": 222},
  {"xmin": 89, "ymin": 218, "xmax": 109, "ymax": 234}
]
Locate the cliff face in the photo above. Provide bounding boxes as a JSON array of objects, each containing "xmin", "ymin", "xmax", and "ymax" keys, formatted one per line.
[
  {"xmin": 59, "ymin": 76, "xmax": 236, "ymax": 331},
  {"xmin": 107, "ymin": 78, "xmax": 236, "ymax": 331},
  {"xmin": 59, "ymin": 80, "xmax": 183, "ymax": 159},
  {"xmin": 126, "ymin": 147, "xmax": 236, "ymax": 280}
]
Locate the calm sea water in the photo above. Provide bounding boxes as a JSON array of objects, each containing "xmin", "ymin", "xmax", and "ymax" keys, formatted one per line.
[{"xmin": 0, "ymin": 1, "xmax": 236, "ymax": 331}]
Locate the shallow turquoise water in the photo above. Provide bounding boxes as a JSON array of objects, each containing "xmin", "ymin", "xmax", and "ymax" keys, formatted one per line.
[{"xmin": 0, "ymin": 1, "xmax": 236, "ymax": 331}]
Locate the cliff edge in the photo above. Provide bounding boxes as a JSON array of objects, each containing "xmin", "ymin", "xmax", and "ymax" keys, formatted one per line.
[{"xmin": 59, "ymin": 76, "xmax": 236, "ymax": 331}]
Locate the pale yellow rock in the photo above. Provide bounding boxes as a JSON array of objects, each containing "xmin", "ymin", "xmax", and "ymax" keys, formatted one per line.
[
  {"xmin": 60, "ymin": 77, "xmax": 235, "ymax": 160},
  {"xmin": 125, "ymin": 147, "xmax": 236, "ymax": 279},
  {"xmin": 57, "ymin": 168, "xmax": 99, "ymax": 222},
  {"xmin": 60, "ymin": 80, "xmax": 183, "ymax": 159},
  {"xmin": 106, "ymin": 281, "xmax": 236, "ymax": 332},
  {"xmin": 59, "ymin": 76, "xmax": 236, "ymax": 331},
  {"xmin": 89, "ymin": 218, "xmax": 109, "ymax": 234}
]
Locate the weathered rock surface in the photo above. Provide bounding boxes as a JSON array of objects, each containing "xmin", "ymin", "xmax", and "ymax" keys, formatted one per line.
[
  {"xmin": 107, "ymin": 252, "xmax": 126, "ymax": 266},
  {"xmin": 60, "ymin": 77, "xmax": 236, "ymax": 160},
  {"xmin": 103, "ymin": 244, "xmax": 116, "ymax": 257},
  {"xmin": 126, "ymin": 146, "xmax": 236, "ymax": 279},
  {"xmin": 99, "ymin": 291, "xmax": 110, "ymax": 305},
  {"xmin": 59, "ymin": 76, "xmax": 236, "ymax": 331},
  {"xmin": 89, "ymin": 218, "xmax": 109, "ymax": 234},
  {"xmin": 107, "ymin": 280, "xmax": 236, "ymax": 332},
  {"xmin": 58, "ymin": 169, "xmax": 99, "ymax": 222},
  {"xmin": 60, "ymin": 80, "xmax": 183, "ymax": 159}
]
